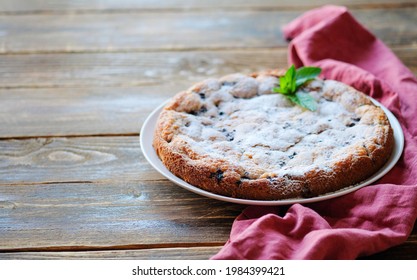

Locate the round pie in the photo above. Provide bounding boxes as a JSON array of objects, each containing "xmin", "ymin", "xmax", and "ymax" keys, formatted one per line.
[{"xmin": 153, "ymin": 70, "xmax": 394, "ymax": 200}]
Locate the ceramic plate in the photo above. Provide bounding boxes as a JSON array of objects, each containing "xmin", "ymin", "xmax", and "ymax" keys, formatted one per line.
[{"xmin": 140, "ymin": 98, "xmax": 404, "ymax": 205}]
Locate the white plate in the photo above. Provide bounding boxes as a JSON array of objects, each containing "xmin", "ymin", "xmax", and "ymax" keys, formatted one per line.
[{"xmin": 140, "ymin": 98, "xmax": 404, "ymax": 206}]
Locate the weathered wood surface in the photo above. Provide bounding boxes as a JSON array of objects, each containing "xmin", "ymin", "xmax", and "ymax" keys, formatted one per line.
[
  {"xmin": 0, "ymin": 0, "xmax": 416, "ymax": 260},
  {"xmin": 0, "ymin": 180, "xmax": 244, "ymax": 251},
  {"xmin": 2, "ymin": 235, "xmax": 417, "ymax": 260},
  {"xmin": 0, "ymin": 48, "xmax": 415, "ymax": 89},
  {"xmin": 0, "ymin": 86, "xmax": 178, "ymax": 138},
  {"xmin": 0, "ymin": 137, "xmax": 163, "ymax": 184},
  {"xmin": 0, "ymin": 247, "xmax": 222, "ymax": 260},
  {"xmin": 0, "ymin": 50, "xmax": 287, "ymax": 88},
  {"xmin": 0, "ymin": 0, "xmax": 415, "ymax": 13},
  {"xmin": 0, "ymin": 48, "xmax": 416, "ymax": 138},
  {"xmin": 0, "ymin": 8, "xmax": 416, "ymax": 53}
]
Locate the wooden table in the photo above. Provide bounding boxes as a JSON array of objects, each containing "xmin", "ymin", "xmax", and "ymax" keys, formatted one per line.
[{"xmin": 0, "ymin": 0, "xmax": 416, "ymax": 260}]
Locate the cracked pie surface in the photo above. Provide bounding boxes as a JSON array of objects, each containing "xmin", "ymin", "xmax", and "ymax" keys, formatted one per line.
[{"xmin": 153, "ymin": 70, "xmax": 394, "ymax": 200}]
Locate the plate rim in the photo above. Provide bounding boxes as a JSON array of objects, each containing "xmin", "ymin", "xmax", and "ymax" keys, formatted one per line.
[{"xmin": 140, "ymin": 97, "xmax": 404, "ymax": 206}]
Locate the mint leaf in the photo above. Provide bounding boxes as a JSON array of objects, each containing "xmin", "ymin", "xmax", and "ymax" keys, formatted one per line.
[
  {"xmin": 295, "ymin": 66, "xmax": 322, "ymax": 88},
  {"xmin": 286, "ymin": 65, "xmax": 297, "ymax": 93},
  {"xmin": 272, "ymin": 64, "xmax": 321, "ymax": 111},
  {"xmin": 295, "ymin": 91, "xmax": 317, "ymax": 111},
  {"xmin": 286, "ymin": 94, "xmax": 301, "ymax": 107},
  {"xmin": 276, "ymin": 65, "xmax": 296, "ymax": 95}
]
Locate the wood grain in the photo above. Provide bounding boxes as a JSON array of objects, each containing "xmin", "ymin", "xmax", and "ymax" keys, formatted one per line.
[
  {"xmin": 0, "ymin": 85, "xmax": 182, "ymax": 138},
  {"xmin": 0, "ymin": 137, "xmax": 164, "ymax": 184},
  {"xmin": 0, "ymin": 180, "xmax": 243, "ymax": 250},
  {"xmin": 0, "ymin": 11, "xmax": 292, "ymax": 53},
  {"xmin": 0, "ymin": 49, "xmax": 288, "ymax": 89},
  {"xmin": 0, "ymin": 8, "xmax": 416, "ymax": 53},
  {"xmin": 1, "ymin": 0, "xmax": 416, "ymax": 261},
  {"xmin": 0, "ymin": 49, "xmax": 288, "ymax": 138},
  {"xmin": 2, "ymin": 239, "xmax": 417, "ymax": 259},
  {"xmin": 0, "ymin": 246, "xmax": 222, "ymax": 260},
  {"xmin": 0, "ymin": 0, "xmax": 415, "ymax": 13},
  {"xmin": 0, "ymin": 48, "xmax": 415, "ymax": 89},
  {"xmin": 0, "ymin": 47, "xmax": 415, "ymax": 138}
]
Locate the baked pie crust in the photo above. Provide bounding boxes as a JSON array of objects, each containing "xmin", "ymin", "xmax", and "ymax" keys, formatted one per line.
[{"xmin": 153, "ymin": 70, "xmax": 394, "ymax": 200}]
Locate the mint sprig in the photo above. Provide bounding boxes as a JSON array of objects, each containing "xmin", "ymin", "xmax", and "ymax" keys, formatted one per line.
[{"xmin": 272, "ymin": 65, "xmax": 321, "ymax": 111}]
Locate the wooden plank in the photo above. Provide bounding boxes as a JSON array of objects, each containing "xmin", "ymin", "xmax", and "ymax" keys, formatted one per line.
[
  {"xmin": 2, "ymin": 240, "xmax": 417, "ymax": 259},
  {"xmin": 0, "ymin": 8, "xmax": 416, "ymax": 53},
  {"xmin": 0, "ymin": 11, "xmax": 292, "ymax": 53},
  {"xmin": 0, "ymin": 85, "xmax": 184, "ymax": 138},
  {"xmin": 0, "ymin": 136, "xmax": 165, "ymax": 184},
  {"xmin": 0, "ymin": 49, "xmax": 288, "ymax": 89},
  {"xmin": 362, "ymin": 242, "xmax": 417, "ymax": 259},
  {"xmin": 1, "ymin": 47, "xmax": 416, "ymax": 138},
  {"xmin": 0, "ymin": 49, "xmax": 288, "ymax": 138},
  {"xmin": 1, "ymin": 47, "xmax": 416, "ymax": 89},
  {"xmin": 0, "ymin": 181, "xmax": 243, "ymax": 250},
  {"xmin": 0, "ymin": 0, "xmax": 415, "ymax": 13},
  {"xmin": 1, "ymin": 225, "xmax": 416, "ymax": 259},
  {"xmin": 0, "ymin": 48, "xmax": 415, "ymax": 89},
  {"xmin": 0, "ymin": 247, "xmax": 222, "ymax": 260}
]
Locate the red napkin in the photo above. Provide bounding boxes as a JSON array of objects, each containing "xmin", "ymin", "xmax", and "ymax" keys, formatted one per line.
[{"xmin": 211, "ymin": 5, "xmax": 417, "ymax": 260}]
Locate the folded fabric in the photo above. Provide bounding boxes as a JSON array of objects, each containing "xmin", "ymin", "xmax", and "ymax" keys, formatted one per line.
[{"xmin": 211, "ymin": 5, "xmax": 417, "ymax": 260}]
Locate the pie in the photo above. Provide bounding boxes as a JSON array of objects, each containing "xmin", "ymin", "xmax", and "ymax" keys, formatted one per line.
[{"xmin": 152, "ymin": 70, "xmax": 394, "ymax": 200}]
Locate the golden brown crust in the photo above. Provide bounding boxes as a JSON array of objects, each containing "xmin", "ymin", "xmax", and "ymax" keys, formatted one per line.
[{"xmin": 153, "ymin": 70, "xmax": 394, "ymax": 200}]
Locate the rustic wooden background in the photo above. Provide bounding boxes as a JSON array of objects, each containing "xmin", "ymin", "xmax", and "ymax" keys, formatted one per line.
[{"xmin": 0, "ymin": 0, "xmax": 416, "ymax": 259}]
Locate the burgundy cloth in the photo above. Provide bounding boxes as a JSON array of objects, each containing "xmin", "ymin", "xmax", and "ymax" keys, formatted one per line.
[{"xmin": 211, "ymin": 5, "xmax": 417, "ymax": 260}]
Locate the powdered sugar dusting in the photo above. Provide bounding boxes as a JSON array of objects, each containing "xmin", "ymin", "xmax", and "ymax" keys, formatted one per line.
[{"xmin": 167, "ymin": 74, "xmax": 375, "ymax": 179}]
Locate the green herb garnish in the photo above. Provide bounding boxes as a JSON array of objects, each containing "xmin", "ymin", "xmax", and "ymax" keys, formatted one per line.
[{"xmin": 272, "ymin": 65, "xmax": 321, "ymax": 111}]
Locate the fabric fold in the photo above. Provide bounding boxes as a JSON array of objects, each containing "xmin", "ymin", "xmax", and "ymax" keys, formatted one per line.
[{"xmin": 212, "ymin": 5, "xmax": 417, "ymax": 260}]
